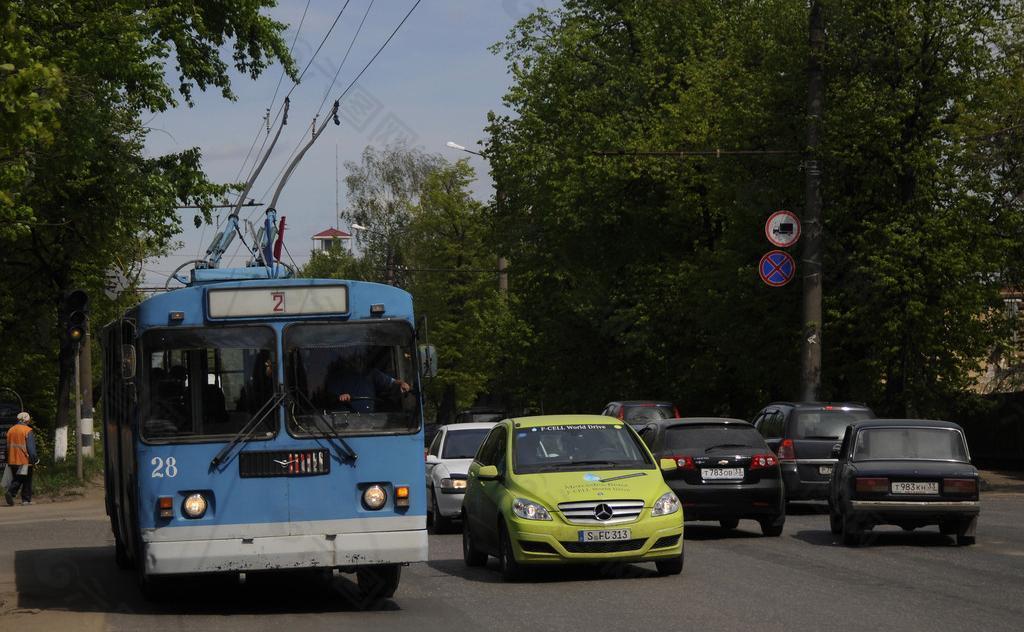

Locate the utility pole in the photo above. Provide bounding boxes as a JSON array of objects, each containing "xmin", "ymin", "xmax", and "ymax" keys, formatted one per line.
[
  {"xmin": 80, "ymin": 330, "xmax": 94, "ymax": 458},
  {"xmin": 74, "ymin": 350, "xmax": 82, "ymax": 480},
  {"xmin": 801, "ymin": 0, "xmax": 825, "ymax": 402}
]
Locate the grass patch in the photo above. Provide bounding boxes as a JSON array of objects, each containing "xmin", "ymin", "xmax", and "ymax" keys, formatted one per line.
[{"xmin": 32, "ymin": 456, "xmax": 103, "ymax": 498}]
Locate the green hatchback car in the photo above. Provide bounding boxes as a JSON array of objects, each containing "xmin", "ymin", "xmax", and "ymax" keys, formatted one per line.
[{"xmin": 461, "ymin": 415, "xmax": 685, "ymax": 580}]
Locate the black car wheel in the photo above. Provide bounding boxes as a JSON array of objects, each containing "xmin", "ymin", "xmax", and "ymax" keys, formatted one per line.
[
  {"xmin": 760, "ymin": 515, "xmax": 785, "ymax": 537},
  {"xmin": 719, "ymin": 518, "xmax": 739, "ymax": 530},
  {"xmin": 956, "ymin": 533, "xmax": 976, "ymax": 546},
  {"xmin": 430, "ymin": 489, "xmax": 451, "ymax": 534},
  {"xmin": 655, "ymin": 548, "xmax": 684, "ymax": 576},
  {"xmin": 956, "ymin": 517, "xmax": 977, "ymax": 546},
  {"xmin": 498, "ymin": 524, "xmax": 523, "ymax": 581},
  {"xmin": 841, "ymin": 512, "xmax": 863, "ymax": 546},
  {"xmin": 829, "ymin": 505, "xmax": 842, "ymax": 535},
  {"xmin": 462, "ymin": 516, "xmax": 487, "ymax": 567}
]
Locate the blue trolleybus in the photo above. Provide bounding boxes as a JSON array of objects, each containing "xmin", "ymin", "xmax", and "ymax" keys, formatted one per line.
[{"xmin": 102, "ymin": 259, "xmax": 434, "ymax": 599}]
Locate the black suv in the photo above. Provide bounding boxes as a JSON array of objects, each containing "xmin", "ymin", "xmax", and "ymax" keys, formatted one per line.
[
  {"xmin": 751, "ymin": 402, "xmax": 875, "ymax": 501},
  {"xmin": 600, "ymin": 400, "xmax": 679, "ymax": 424}
]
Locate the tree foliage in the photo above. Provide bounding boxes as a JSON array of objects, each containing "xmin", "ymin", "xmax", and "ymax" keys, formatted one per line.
[
  {"xmin": 0, "ymin": 1, "xmax": 293, "ymax": 434},
  {"xmin": 486, "ymin": 0, "xmax": 1024, "ymax": 417}
]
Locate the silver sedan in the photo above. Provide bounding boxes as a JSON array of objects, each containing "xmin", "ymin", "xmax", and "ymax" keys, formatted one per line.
[{"xmin": 425, "ymin": 422, "xmax": 498, "ymax": 533}]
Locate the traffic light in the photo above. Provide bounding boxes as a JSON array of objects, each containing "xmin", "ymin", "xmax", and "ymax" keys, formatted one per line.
[{"xmin": 63, "ymin": 289, "xmax": 89, "ymax": 345}]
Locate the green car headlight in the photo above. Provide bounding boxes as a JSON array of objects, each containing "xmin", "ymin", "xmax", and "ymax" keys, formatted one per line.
[
  {"xmin": 512, "ymin": 498, "xmax": 552, "ymax": 521},
  {"xmin": 651, "ymin": 491, "xmax": 680, "ymax": 516}
]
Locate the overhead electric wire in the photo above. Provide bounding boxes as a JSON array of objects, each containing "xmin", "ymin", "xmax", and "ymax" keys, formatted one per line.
[
  {"xmin": 231, "ymin": 1, "xmax": 311, "ymax": 190},
  {"xmin": 314, "ymin": 0, "xmax": 376, "ymax": 119},
  {"xmin": 333, "ymin": 0, "xmax": 422, "ymax": 104},
  {"xmin": 259, "ymin": 0, "xmax": 421, "ymax": 208}
]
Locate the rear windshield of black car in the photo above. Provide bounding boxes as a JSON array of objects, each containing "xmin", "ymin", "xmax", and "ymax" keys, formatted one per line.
[
  {"xmin": 663, "ymin": 424, "xmax": 765, "ymax": 452},
  {"xmin": 853, "ymin": 427, "xmax": 969, "ymax": 462},
  {"xmin": 442, "ymin": 428, "xmax": 491, "ymax": 459},
  {"xmin": 624, "ymin": 405, "xmax": 675, "ymax": 421},
  {"xmin": 792, "ymin": 409, "xmax": 872, "ymax": 439}
]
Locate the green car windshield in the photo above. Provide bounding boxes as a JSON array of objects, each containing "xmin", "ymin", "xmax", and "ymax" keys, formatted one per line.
[{"xmin": 513, "ymin": 423, "xmax": 654, "ymax": 474}]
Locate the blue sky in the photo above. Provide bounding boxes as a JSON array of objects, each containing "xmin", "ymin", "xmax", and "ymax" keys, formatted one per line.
[{"xmin": 143, "ymin": 0, "xmax": 559, "ymax": 286}]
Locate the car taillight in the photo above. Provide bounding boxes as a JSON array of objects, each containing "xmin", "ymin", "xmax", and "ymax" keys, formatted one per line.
[
  {"xmin": 617, "ymin": 409, "xmax": 625, "ymax": 420},
  {"xmin": 777, "ymin": 439, "xmax": 796, "ymax": 461},
  {"xmin": 670, "ymin": 455, "xmax": 695, "ymax": 470},
  {"xmin": 749, "ymin": 454, "xmax": 779, "ymax": 470},
  {"xmin": 424, "ymin": 448, "xmax": 429, "ymax": 461},
  {"xmin": 943, "ymin": 478, "xmax": 977, "ymax": 495},
  {"xmin": 673, "ymin": 406, "xmax": 680, "ymax": 418},
  {"xmin": 855, "ymin": 477, "xmax": 889, "ymax": 493}
]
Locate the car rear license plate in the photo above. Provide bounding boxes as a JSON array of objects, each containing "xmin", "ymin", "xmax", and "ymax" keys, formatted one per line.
[
  {"xmin": 891, "ymin": 481, "xmax": 938, "ymax": 494},
  {"xmin": 702, "ymin": 468, "xmax": 743, "ymax": 480},
  {"xmin": 819, "ymin": 465, "xmax": 833, "ymax": 476},
  {"xmin": 578, "ymin": 529, "xmax": 631, "ymax": 542}
]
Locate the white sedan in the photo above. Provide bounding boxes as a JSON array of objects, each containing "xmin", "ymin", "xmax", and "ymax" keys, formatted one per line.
[{"xmin": 425, "ymin": 422, "xmax": 498, "ymax": 532}]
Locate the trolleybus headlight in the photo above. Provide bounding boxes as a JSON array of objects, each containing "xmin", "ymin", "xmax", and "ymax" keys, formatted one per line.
[
  {"xmin": 363, "ymin": 485, "xmax": 387, "ymax": 510},
  {"xmin": 182, "ymin": 493, "xmax": 208, "ymax": 519}
]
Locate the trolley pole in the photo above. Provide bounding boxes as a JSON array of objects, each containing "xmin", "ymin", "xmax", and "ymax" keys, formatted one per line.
[{"xmin": 800, "ymin": 1, "xmax": 825, "ymax": 402}]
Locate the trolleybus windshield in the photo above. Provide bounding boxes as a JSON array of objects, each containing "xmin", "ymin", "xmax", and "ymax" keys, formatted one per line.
[
  {"xmin": 141, "ymin": 326, "xmax": 277, "ymax": 442},
  {"xmin": 285, "ymin": 321, "xmax": 418, "ymax": 436}
]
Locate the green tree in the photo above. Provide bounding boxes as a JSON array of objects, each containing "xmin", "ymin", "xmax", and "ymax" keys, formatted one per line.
[
  {"xmin": 487, "ymin": 0, "xmax": 807, "ymax": 416},
  {"xmin": 340, "ymin": 144, "xmax": 445, "ymax": 287},
  {"xmin": 487, "ymin": 0, "xmax": 1024, "ymax": 417},
  {"xmin": 404, "ymin": 160, "xmax": 531, "ymax": 419},
  {"xmin": 0, "ymin": 0, "xmax": 294, "ymax": 444}
]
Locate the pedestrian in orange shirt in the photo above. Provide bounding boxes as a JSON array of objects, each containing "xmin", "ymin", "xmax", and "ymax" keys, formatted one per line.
[{"xmin": 5, "ymin": 411, "xmax": 38, "ymax": 505}]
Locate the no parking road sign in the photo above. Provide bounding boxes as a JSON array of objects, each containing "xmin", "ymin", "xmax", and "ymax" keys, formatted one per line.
[
  {"xmin": 765, "ymin": 210, "xmax": 801, "ymax": 248},
  {"xmin": 759, "ymin": 250, "xmax": 796, "ymax": 287}
]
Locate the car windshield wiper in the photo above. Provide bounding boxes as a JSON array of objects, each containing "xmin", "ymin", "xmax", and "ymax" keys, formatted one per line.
[
  {"xmin": 567, "ymin": 459, "xmax": 621, "ymax": 467},
  {"xmin": 704, "ymin": 443, "xmax": 750, "ymax": 453},
  {"xmin": 210, "ymin": 389, "xmax": 287, "ymax": 471}
]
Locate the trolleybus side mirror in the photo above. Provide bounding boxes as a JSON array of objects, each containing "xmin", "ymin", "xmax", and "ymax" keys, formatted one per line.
[
  {"xmin": 121, "ymin": 345, "xmax": 136, "ymax": 380},
  {"xmin": 418, "ymin": 344, "xmax": 438, "ymax": 378}
]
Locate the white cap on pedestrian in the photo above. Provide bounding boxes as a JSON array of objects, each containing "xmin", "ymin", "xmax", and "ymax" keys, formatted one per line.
[{"xmin": 16, "ymin": 412, "xmax": 30, "ymax": 423}]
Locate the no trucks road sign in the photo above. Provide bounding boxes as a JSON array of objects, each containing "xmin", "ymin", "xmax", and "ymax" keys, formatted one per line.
[
  {"xmin": 765, "ymin": 210, "xmax": 801, "ymax": 248},
  {"xmin": 759, "ymin": 250, "xmax": 796, "ymax": 287}
]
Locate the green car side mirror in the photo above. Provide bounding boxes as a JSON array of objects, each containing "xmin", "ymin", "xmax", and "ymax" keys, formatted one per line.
[
  {"xmin": 659, "ymin": 458, "xmax": 677, "ymax": 472},
  {"xmin": 477, "ymin": 465, "xmax": 500, "ymax": 481}
]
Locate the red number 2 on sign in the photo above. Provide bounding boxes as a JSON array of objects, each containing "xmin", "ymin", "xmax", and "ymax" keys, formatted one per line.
[{"xmin": 271, "ymin": 291, "xmax": 285, "ymax": 313}]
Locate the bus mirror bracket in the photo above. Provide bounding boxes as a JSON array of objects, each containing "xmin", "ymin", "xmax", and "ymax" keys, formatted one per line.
[{"xmin": 418, "ymin": 344, "xmax": 438, "ymax": 378}]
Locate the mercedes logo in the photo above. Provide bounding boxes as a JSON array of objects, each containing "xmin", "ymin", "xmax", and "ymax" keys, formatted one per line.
[{"xmin": 593, "ymin": 503, "xmax": 614, "ymax": 521}]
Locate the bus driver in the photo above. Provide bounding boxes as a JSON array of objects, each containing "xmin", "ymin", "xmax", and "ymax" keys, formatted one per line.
[{"xmin": 325, "ymin": 348, "xmax": 410, "ymax": 413}]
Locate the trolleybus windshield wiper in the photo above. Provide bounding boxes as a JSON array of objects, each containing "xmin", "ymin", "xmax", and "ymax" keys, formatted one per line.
[
  {"xmin": 209, "ymin": 389, "xmax": 287, "ymax": 470},
  {"xmin": 289, "ymin": 388, "xmax": 358, "ymax": 462}
]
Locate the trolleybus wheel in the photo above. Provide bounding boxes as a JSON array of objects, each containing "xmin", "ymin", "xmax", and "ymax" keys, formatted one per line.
[
  {"xmin": 114, "ymin": 530, "xmax": 131, "ymax": 570},
  {"xmin": 356, "ymin": 564, "xmax": 401, "ymax": 602}
]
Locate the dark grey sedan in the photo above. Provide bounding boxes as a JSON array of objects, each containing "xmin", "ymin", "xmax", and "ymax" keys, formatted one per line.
[{"xmin": 828, "ymin": 419, "xmax": 980, "ymax": 546}]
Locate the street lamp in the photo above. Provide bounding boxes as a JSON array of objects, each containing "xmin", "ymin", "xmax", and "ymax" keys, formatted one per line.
[
  {"xmin": 446, "ymin": 141, "xmax": 484, "ymax": 157},
  {"xmin": 444, "ymin": 141, "xmax": 507, "ymax": 294},
  {"xmin": 351, "ymin": 223, "xmax": 400, "ymax": 286}
]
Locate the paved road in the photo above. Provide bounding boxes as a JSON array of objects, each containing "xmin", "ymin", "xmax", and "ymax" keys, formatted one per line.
[{"xmin": 2, "ymin": 488, "xmax": 1022, "ymax": 631}]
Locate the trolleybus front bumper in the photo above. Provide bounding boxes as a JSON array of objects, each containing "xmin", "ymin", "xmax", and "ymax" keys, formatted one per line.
[{"xmin": 141, "ymin": 519, "xmax": 427, "ymax": 575}]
